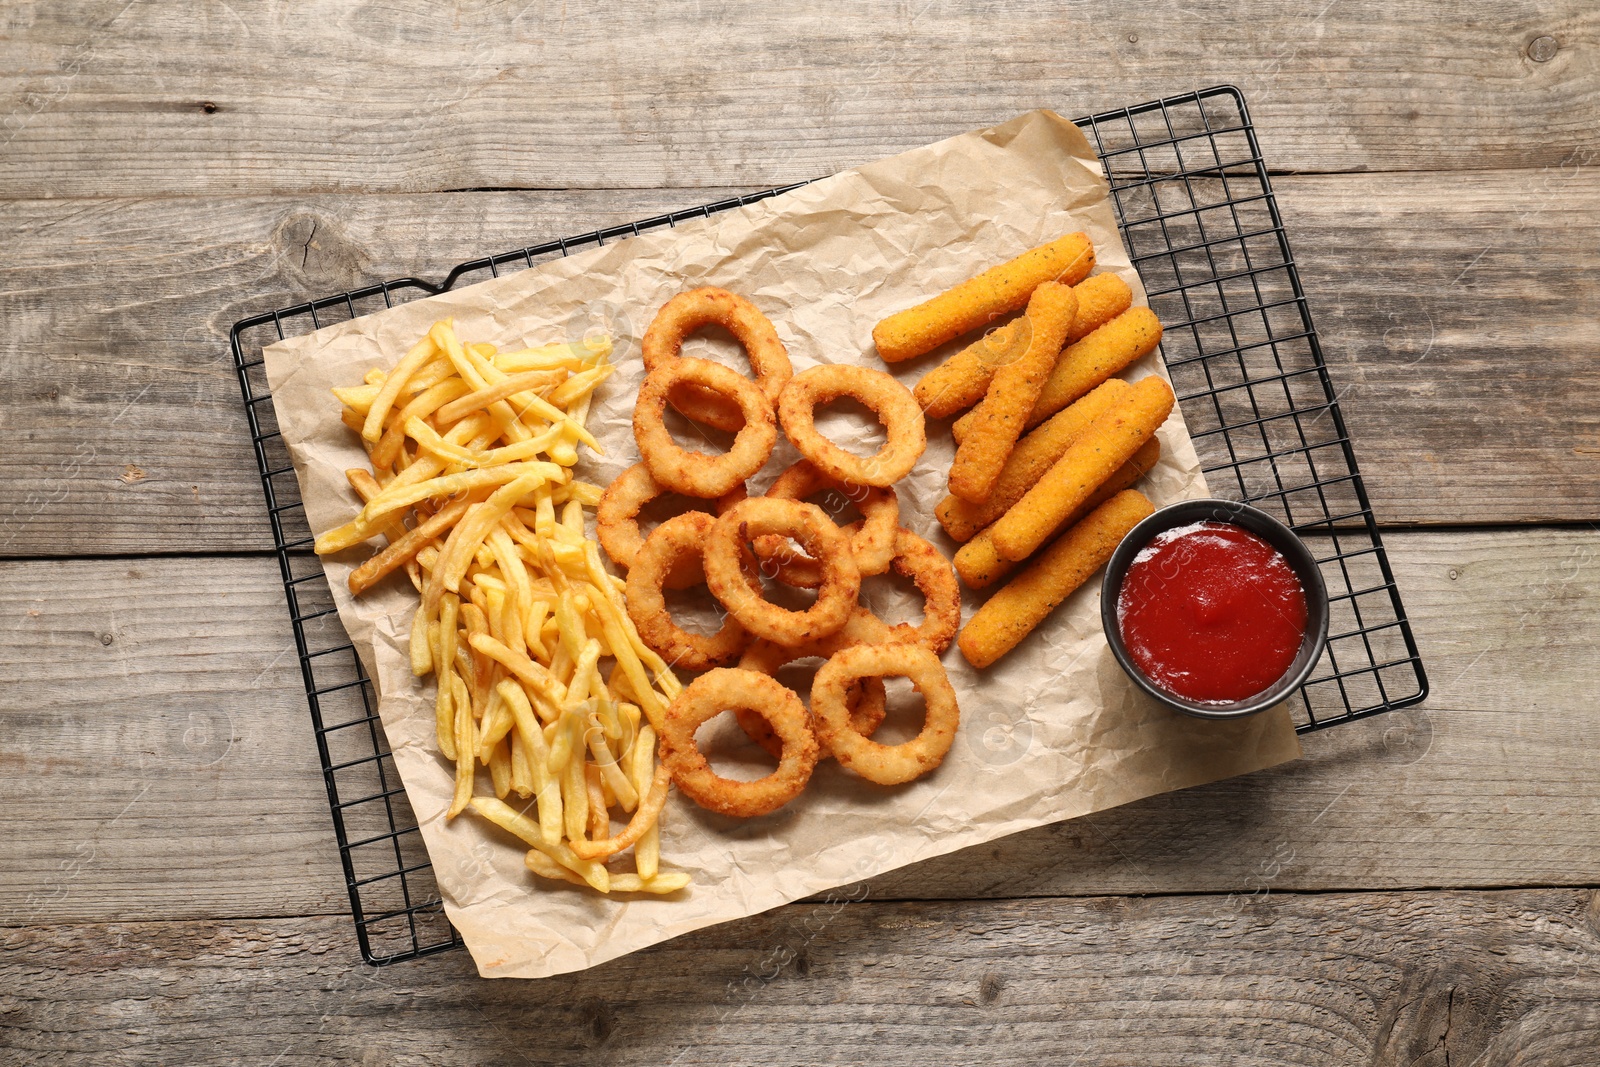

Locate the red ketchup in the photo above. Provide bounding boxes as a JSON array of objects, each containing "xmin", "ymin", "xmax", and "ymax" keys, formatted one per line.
[{"xmin": 1116, "ymin": 521, "xmax": 1307, "ymax": 704}]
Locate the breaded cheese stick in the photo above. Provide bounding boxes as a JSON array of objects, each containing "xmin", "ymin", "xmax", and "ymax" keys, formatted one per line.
[
  {"xmin": 958, "ymin": 490, "xmax": 1155, "ymax": 669},
  {"xmin": 953, "ymin": 438, "xmax": 1161, "ymax": 589},
  {"xmin": 913, "ymin": 273, "xmax": 1132, "ymax": 418},
  {"xmin": 952, "ymin": 305, "xmax": 1163, "ymax": 443},
  {"xmin": 914, "ymin": 317, "xmax": 1030, "ymax": 419},
  {"xmin": 936, "ymin": 378, "xmax": 1132, "ymax": 542},
  {"xmin": 1024, "ymin": 305, "xmax": 1163, "ymax": 432},
  {"xmin": 871, "ymin": 233, "xmax": 1094, "ymax": 363},
  {"xmin": 1064, "ymin": 273, "xmax": 1135, "ymax": 344},
  {"xmin": 947, "ymin": 281, "xmax": 1078, "ymax": 503},
  {"xmin": 990, "ymin": 375, "xmax": 1175, "ymax": 562}
]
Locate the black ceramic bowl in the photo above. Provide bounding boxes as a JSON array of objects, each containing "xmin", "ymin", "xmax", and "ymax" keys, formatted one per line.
[{"xmin": 1099, "ymin": 499, "xmax": 1330, "ymax": 719}]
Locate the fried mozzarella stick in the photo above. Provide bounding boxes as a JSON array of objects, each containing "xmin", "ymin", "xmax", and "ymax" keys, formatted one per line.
[
  {"xmin": 958, "ymin": 490, "xmax": 1155, "ymax": 669},
  {"xmin": 936, "ymin": 378, "xmax": 1132, "ymax": 542},
  {"xmin": 913, "ymin": 273, "xmax": 1132, "ymax": 418},
  {"xmin": 914, "ymin": 318, "xmax": 1030, "ymax": 419},
  {"xmin": 947, "ymin": 281, "xmax": 1078, "ymax": 503},
  {"xmin": 953, "ymin": 305, "xmax": 1163, "ymax": 443},
  {"xmin": 953, "ymin": 438, "xmax": 1161, "ymax": 589},
  {"xmin": 990, "ymin": 375, "xmax": 1175, "ymax": 562},
  {"xmin": 872, "ymin": 232, "xmax": 1094, "ymax": 363}
]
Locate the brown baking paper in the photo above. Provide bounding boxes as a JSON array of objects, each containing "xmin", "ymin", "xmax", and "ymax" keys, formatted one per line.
[{"xmin": 264, "ymin": 109, "xmax": 1301, "ymax": 979}]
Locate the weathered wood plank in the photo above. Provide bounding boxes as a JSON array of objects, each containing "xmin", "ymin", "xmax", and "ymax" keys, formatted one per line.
[
  {"xmin": 4, "ymin": 890, "xmax": 1599, "ymax": 1065},
  {"xmin": 1, "ymin": 0, "xmax": 1595, "ymax": 198},
  {"xmin": 2, "ymin": 528, "xmax": 1596, "ymax": 924},
  {"xmin": 0, "ymin": 556, "xmax": 345, "ymax": 925},
  {"xmin": 1281, "ymin": 170, "xmax": 1600, "ymax": 523},
  {"xmin": 2, "ymin": 167, "xmax": 1597, "ymax": 556},
  {"xmin": 0, "ymin": 186, "xmax": 746, "ymax": 556}
]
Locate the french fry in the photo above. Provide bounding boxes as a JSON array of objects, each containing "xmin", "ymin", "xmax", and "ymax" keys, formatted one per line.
[
  {"xmin": 631, "ymin": 723, "xmax": 661, "ymax": 880},
  {"xmin": 548, "ymin": 364, "xmax": 615, "ymax": 409},
  {"xmin": 315, "ymin": 460, "xmax": 564, "ymax": 554},
  {"xmin": 586, "ymin": 715, "xmax": 640, "ymax": 811},
  {"xmin": 497, "ymin": 680, "xmax": 562, "ymax": 845},
  {"xmin": 496, "ymin": 340, "xmax": 608, "ymax": 373},
  {"xmin": 434, "ymin": 593, "xmax": 460, "ymax": 758},
  {"xmin": 435, "ymin": 320, "xmax": 602, "ymax": 450},
  {"xmin": 332, "ymin": 382, "xmax": 382, "ymax": 414},
  {"xmin": 449, "ymin": 671, "xmax": 476, "ymax": 818},
  {"xmin": 348, "ymin": 499, "xmax": 470, "ymax": 596},
  {"xmin": 435, "ymin": 369, "xmax": 568, "ymax": 424},
  {"xmin": 370, "ymin": 378, "xmax": 470, "ymax": 469},
  {"xmin": 523, "ymin": 849, "xmax": 688, "ymax": 894},
  {"xmin": 360, "ymin": 335, "xmax": 436, "ymax": 443},
  {"xmin": 321, "ymin": 318, "xmax": 683, "ymax": 892},
  {"xmin": 585, "ymin": 763, "xmax": 609, "ymax": 840},
  {"xmin": 509, "ymin": 728, "xmax": 532, "ymax": 799},
  {"xmin": 561, "ymin": 746, "xmax": 588, "ymax": 842},
  {"xmin": 958, "ymin": 490, "xmax": 1156, "ymax": 669},
  {"xmin": 990, "ymin": 375, "xmax": 1175, "ymax": 562},
  {"xmin": 468, "ymin": 633, "xmax": 566, "ymax": 718},
  {"xmin": 568, "ymin": 760, "xmax": 671, "ymax": 861},
  {"xmin": 490, "ymin": 738, "xmax": 513, "ymax": 799},
  {"xmin": 471, "ymin": 797, "xmax": 609, "ymax": 892}
]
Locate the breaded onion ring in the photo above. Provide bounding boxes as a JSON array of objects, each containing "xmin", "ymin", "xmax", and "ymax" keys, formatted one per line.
[
  {"xmin": 659, "ymin": 668, "xmax": 819, "ymax": 818},
  {"xmin": 704, "ymin": 498, "xmax": 860, "ymax": 645},
  {"xmin": 734, "ymin": 609, "xmax": 893, "ymax": 761},
  {"xmin": 634, "ymin": 357, "xmax": 777, "ymax": 498},
  {"xmin": 598, "ymin": 461, "xmax": 747, "ymax": 589},
  {"xmin": 750, "ymin": 460, "xmax": 899, "ymax": 588},
  {"xmin": 625, "ymin": 511, "xmax": 755, "ymax": 671},
  {"xmin": 776, "ymin": 365, "xmax": 927, "ymax": 487},
  {"xmin": 810, "ymin": 644, "xmax": 961, "ymax": 785},
  {"xmin": 642, "ymin": 287, "xmax": 793, "ymax": 433},
  {"xmin": 863, "ymin": 528, "xmax": 962, "ymax": 655}
]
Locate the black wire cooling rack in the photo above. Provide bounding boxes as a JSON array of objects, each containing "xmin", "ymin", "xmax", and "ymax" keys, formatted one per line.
[{"xmin": 231, "ymin": 85, "xmax": 1428, "ymax": 965}]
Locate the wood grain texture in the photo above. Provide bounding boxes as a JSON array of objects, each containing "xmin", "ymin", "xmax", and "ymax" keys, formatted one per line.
[
  {"xmin": 2, "ymin": 168, "xmax": 1598, "ymax": 557},
  {"xmin": 1, "ymin": 1, "xmax": 1596, "ymax": 198},
  {"xmin": 0, "ymin": 186, "xmax": 744, "ymax": 556},
  {"xmin": 4, "ymin": 1, "xmax": 1595, "ymax": 1054},
  {"xmin": 0, "ymin": 555, "xmax": 345, "ymax": 926},
  {"xmin": 3, "ymin": 528, "xmax": 1596, "ymax": 924},
  {"xmin": 1280, "ymin": 170, "xmax": 1600, "ymax": 524},
  {"xmin": 5, "ymin": 890, "xmax": 1600, "ymax": 1065}
]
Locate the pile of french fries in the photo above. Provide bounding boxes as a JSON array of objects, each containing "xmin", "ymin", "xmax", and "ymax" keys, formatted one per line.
[{"xmin": 319, "ymin": 319, "xmax": 689, "ymax": 895}]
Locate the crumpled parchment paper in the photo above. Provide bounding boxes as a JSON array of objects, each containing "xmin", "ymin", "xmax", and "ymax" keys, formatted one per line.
[{"xmin": 263, "ymin": 108, "xmax": 1301, "ymax": 979}]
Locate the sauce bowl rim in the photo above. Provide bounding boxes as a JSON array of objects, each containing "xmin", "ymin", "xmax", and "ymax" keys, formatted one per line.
[{"xmin": 1098, "ymin": 498, "xmax": 1331, "ymax": 720}]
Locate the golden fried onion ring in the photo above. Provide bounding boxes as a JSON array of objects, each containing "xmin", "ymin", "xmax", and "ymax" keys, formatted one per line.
[
  {"xmin": 810, "ymin": 643, "xmax": 961, "ymax": 786},
  {"xmin": 704, "ymin": 497, "xmax": 860, "ymax": 645},
  {"xmin": 734, "ymin": 609, "xmax": 896, "ymax": 761},
  {"xmin": 873, "ymin": 527, "xmax": 962, "ymax": 655},
  {"xmin": 750, "ymin": 459, "xmax": 898, "ymax": 588},
  {"xmin": 625, "ymin": 511, "xmax": 755, "ymax": 671},
  {"xmin": 598, "ymin": 461, "xmax": 747, "ymax": 589},
  {"xmin": 633, "ymin": 357, "xmax": 777, "ymax": 498},
  {"xmin": 642, "ymin": 287, "xmax": 793, "ymax": 433},
  {"xmin": 659, "ymin": 668, "xmax": 819, "ymax": 818},
  {"xmin": 776, "ymin": 364, "xmax": 927, "ymax": 487}
]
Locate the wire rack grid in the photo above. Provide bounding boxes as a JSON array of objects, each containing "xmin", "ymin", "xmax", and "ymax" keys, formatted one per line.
[{"xmin": 231, "ymin": 84, "xmax": 1426, "ymax": 965}]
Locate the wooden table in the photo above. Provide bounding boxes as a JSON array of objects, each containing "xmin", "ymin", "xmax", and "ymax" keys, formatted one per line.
[{"xmin": 4, "ymin": 3, "xmax": 1597, "ymax": 1063}]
